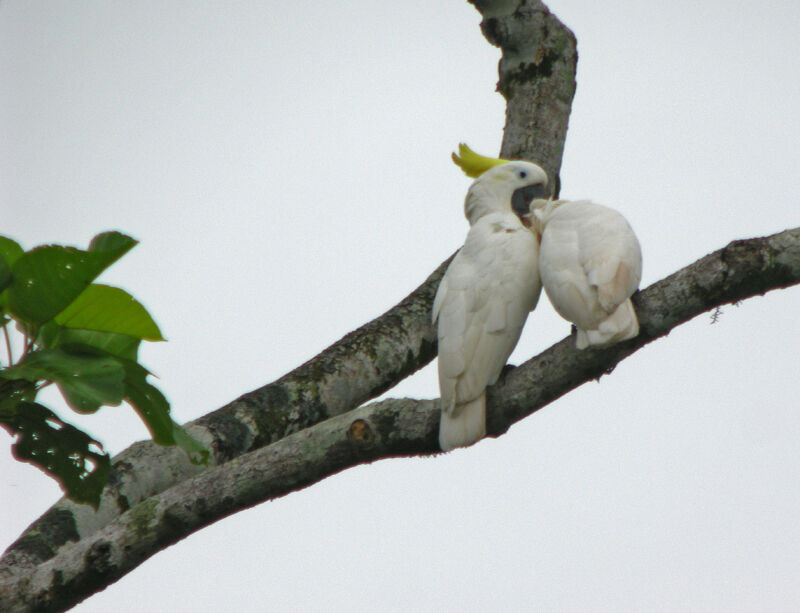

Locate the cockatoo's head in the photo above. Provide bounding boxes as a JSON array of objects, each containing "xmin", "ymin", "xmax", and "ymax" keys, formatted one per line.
[
  {"xmin": 452, "ymin": 143, "xmax": 549, "ymax": 227},
  {"xmin": 464, "ymin": 161, "xmax": 549, "ymax": 227}
]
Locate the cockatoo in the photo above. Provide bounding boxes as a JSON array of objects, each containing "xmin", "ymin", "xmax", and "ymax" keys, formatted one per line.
[
  {"xmin": 531, "ymin": 199, "xmax": 642, "ymax": 349},
  {"xmin": 434, "ymin": 144, "xmax": 548, "ymax": 451}
]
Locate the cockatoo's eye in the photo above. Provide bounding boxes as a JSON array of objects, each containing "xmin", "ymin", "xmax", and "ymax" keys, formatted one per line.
[{"xmin": 518, "ymin": 170, "xmax": 528, "ymax": 179}]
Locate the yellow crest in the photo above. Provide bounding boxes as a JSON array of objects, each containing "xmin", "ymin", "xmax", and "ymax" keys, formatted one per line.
[{"xmin": 451, "ymin": 143, "xmax": 510, "ymax": 178}]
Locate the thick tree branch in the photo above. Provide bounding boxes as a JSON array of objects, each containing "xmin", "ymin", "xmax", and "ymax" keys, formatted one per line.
[
  {"xmin": 0, "ymin": 0, "xmax": 577, "ymax": 582},
  {"xmin": 2, "ymin": 227, "xmax": 798, "ymax": 611},
  {"xmin": 472, "ymin": 0, "xmax": 578, "ymax": 195},
  {"xmin": 0, "ymin": 261, "xmax": 446, "ymax": 580}
]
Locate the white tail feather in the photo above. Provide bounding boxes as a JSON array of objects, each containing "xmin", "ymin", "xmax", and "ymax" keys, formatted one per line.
[
  {"xmin": 576, "ymin": 299, "xmax": 639, "ymax": 349},
  {"xmin": 439, "ymin": 394, "xmax": 486, "ymax": 451}
]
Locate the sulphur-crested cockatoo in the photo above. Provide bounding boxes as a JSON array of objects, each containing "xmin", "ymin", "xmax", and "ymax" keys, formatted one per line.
[
  {"xmin": 532, "ymin": 199, "xmax": 642, "ymax": 349},
  {"xmin": 434, "ymin": 144, "xmax": 548, "ymax": 451}
]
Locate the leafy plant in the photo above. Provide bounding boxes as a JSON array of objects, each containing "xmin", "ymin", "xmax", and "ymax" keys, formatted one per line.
[{"xmin": 0, "ymin": 231, "xmax": 208, "ymax": 508}]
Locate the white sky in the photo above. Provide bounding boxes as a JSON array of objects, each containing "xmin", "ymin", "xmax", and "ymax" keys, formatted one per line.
[{"xmin": 1, "ymin": 1, "xmax": 799, "ymax": 611}]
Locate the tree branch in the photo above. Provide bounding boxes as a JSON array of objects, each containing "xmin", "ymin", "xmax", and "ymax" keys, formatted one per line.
[
  {"xmin": 2, "ymin": 227, "xmax": 798, "ymax": 611},
  {"xmin": 472, "ymin": 0, "xmax": 578, "ymax": 195},
  {"xmin": 0, "ymin": 0, "xmax": 578, "ymax": 583},
  {"xmin": 0, "ymin": 260, "xmax": 446, "ymax": 583}
]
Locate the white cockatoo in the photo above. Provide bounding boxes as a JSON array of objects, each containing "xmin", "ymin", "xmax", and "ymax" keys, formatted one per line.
[
  {"xmin": 433, "ymin": 144, "xmax": 548, "ymax": 451},
  {"xmin": 532, "ymin": 199, "xmax": 642, "ymax": 349}
]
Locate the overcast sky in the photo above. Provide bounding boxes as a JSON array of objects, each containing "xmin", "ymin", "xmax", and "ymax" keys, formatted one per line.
[{"xmin": 2, "ymin": 1, "xmax": 799, "ymax": 611}]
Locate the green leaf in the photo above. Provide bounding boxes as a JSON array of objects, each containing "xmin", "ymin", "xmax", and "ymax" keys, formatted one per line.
[
  {"xmin": 0, "ymin": 253, "xmax": 11, "ymax": 296},
  {"xmin": 55, "ymin": 284, "xmax": 164, "ymax": 341},
  {"xmin": 0, "ymin": 378, "xmax": 38, "ymax": 418},
  {"xmin": 117, "ymin": 358, "xmax": 210, "ymax": 463},
  {"xmin": 88, "ymin": 231, "xmax": 135, "ymax": 253},
  {"xmin": 6, "ymin": 232, "xmax": 137, "ymax": 324},
  {"xmin": 0, "ymin": 401, "xmax": 110, "ymax": 508},
  {"xmin": 0, "ymin": 236, "xmax": 24, "ymax": 267},
  {"xmin": 0, "ymin": 236, "xmax": 23, "ymax": 308},
  {"xmin": 2, "ymin": 347, "xmax": 126, "ymax": 413},
  {"xmin": 39, "ymin": 322, "xmax": 141, "ymax": 361},
  {"xmin": 4, "ymin": 335, "xmax": 209, "ymax": 467},
  {"xmin": 118, "ymin": 358, "xmax": 174, "ymax": 445},
  {"xmin": 171, "ymin": 421, "xmax": 210, "ymax": 465}
]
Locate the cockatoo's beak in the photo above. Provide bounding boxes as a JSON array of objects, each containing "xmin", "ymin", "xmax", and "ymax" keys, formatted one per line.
[{"xmin": 511, "ymin": 183, "xmax": 548, "ymax": 227}]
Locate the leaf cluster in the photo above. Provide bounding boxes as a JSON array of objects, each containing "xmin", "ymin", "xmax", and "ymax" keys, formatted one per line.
[{"xmin": 0, "ymin": 232, "xmax": 208, "ymax": 507}]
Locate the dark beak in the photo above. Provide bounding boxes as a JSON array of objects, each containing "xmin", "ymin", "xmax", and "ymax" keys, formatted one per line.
[{"xmin": 511, "ymin": 183, "xmax": 548, "ymax": 220}]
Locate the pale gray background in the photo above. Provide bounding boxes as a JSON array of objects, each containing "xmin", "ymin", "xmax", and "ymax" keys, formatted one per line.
[{"xmin": 2, "ymin": 1, "xmax": 799, "ymax": 611}]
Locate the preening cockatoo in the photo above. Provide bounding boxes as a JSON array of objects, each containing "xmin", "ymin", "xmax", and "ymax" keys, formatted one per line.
[
  {"xmin": 532, "ymin": 199, "xmax": 642, "ymax": 349},
  {"xmin": 434, "ymin": 144, "xmax": 548, "ymax": 451}
]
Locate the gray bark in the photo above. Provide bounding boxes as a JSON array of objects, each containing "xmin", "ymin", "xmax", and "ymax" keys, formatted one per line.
[
  {"xmin": 2, "ymin": 226, "xmax": 799, "ymax": 612},
  {"xmin": 0, "ymin": 0, "xmax": 578, "ymax": 591},
  {"xmin": 472, "ymin": 0, "xmax": 578, "ymax": 196}
]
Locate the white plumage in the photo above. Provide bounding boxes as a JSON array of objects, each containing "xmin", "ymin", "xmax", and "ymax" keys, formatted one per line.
[
  {"xmin": 434, "ymin": 161, "xmax": 547, "ymax": 451},
  {"xmin": 533, "ymin": 200, "xmax": 642, "ymax": 349}
]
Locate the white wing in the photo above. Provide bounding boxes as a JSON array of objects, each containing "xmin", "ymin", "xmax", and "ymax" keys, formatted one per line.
[
  {"xmin": 434, "ymin": 215, "xmax": 541, "ymax": 413},
  {"xmin": 539, "ymin": 201, "xmax": 642, "ymax": 345},
  {"xmin": 574, "ymin": 202, "xmax": 641, "ymax": 312}
]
